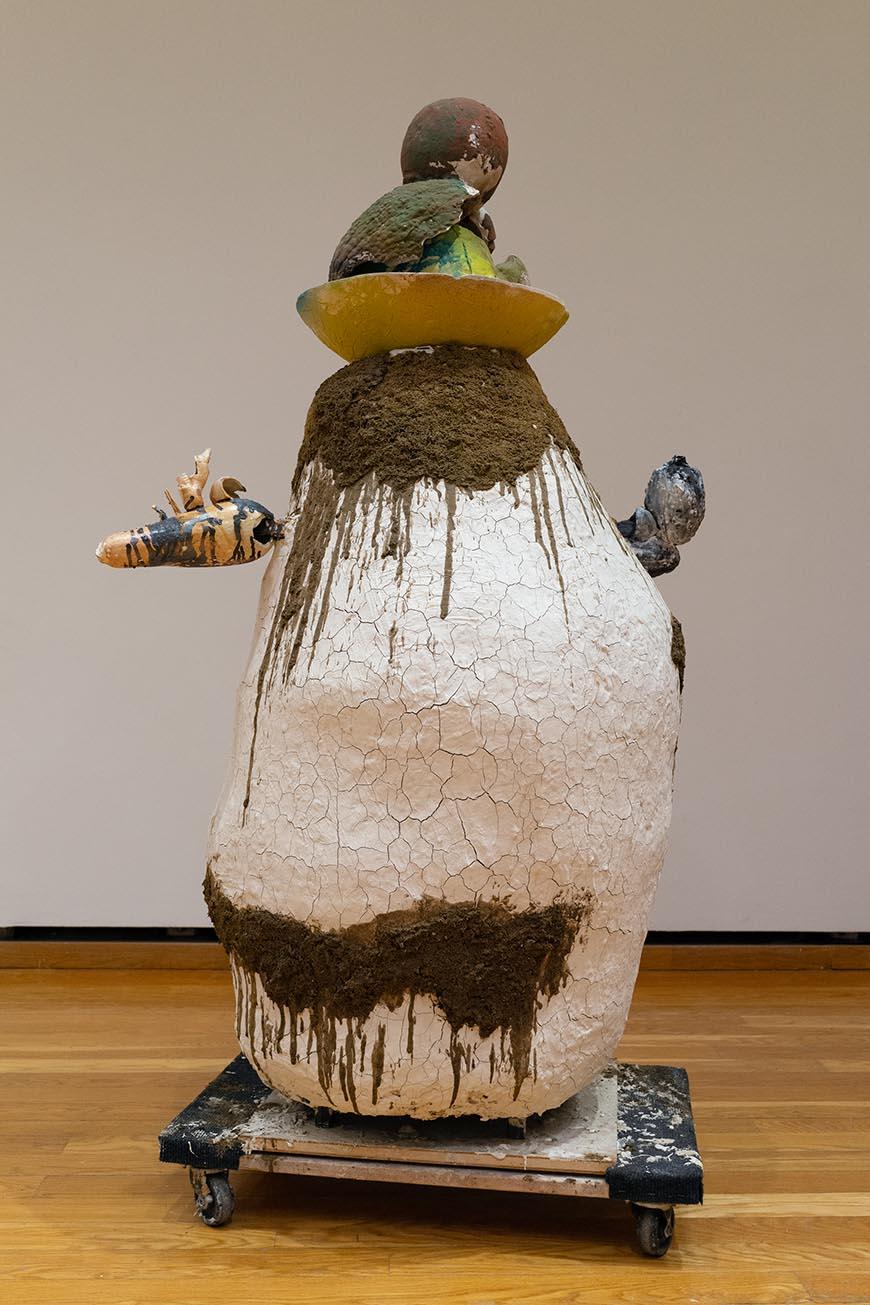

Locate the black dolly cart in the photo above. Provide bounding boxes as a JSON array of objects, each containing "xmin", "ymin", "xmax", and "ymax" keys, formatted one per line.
[{"xmin": 159, "ymin": 1056, "xmax": 702, "ymax": 1257}]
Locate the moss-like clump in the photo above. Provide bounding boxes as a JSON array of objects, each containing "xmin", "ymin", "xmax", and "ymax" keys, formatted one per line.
[
  {"xmin": 295, "ymin": 344, "xmax": 581, "ymax": 494},
  {"xmin": 205, "ymin": 864, "xmax": 590, "ymax": 1102},
  {"xmin": 329, "ymin": 177, "xmax": 473, "ymax": 281}
]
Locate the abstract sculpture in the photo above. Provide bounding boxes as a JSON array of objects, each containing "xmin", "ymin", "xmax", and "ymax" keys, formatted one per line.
[{"xmin": 98, "ymin": 98, "xmax": 704, "ymax": 1122}]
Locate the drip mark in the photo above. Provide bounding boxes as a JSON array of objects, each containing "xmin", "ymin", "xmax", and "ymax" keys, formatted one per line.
[
  {"xmin": 535, "ymin": 467, "xmax": 571, "ymax": 626},
  {"xmin": 528, "ymin": 473, "xmax": 550, "ymax": 564},
  {"xmin": 307, "ymin": 479, "xmax": 364, "ymax": 669},
  {"xmin": 546, "ymin": 449, "xmax": 573, "ymax": 545},
  {"xmin": 371, "ymin": 1023, "xmax": 387, "ymax": 1104},
  {"xmin": 440, "ymin": 483, "xmax": 457, "ymax": 619},
  {"xmin": 344, "ymin": 1023, "xmax": 359, "ymax": 1112}
]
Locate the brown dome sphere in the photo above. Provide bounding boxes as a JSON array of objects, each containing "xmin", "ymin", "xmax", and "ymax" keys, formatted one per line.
[{"xmin": 401, "ymin": 98, "xmax": 508, "ymax": 201}]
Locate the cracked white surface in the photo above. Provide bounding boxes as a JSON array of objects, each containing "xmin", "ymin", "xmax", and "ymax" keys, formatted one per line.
[{"xmin": 208, "ymin": 442, "xmax": 680, "ymax": 1117}]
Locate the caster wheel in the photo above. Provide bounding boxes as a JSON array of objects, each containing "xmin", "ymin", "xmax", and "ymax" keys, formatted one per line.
[
  {"xmin": 190, "ymin": 1169, "xmax": 235, "ymax": 1227},
  {"xmin": 631, "ymin": 1203, "xmax": 674, "ymax": 1257}
]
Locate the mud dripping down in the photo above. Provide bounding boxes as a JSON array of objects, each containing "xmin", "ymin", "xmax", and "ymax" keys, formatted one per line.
[
  {"xmin": 242, "ymin": 345, "xmax": 593, "ymax": 815},
  {"xmin": 241, "ymin": 459, "xmax": 340, "ymax": 820},
  {"xmin": 241, "ymin": 465, "xmax": 410, "ymax": 819},
  {"xmin": 439, "ymin": 482, "xmax": 456, "ymax": 619},
  {"xmin": 670, "ymin": 614, "xmax": 686, "ymax": 691},
  {"xmin": 206, "ymin": 866, "xmax": 592, "ymax": 1106}
]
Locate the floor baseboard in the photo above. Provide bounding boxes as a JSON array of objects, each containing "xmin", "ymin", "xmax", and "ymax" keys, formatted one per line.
[{"xmin": 1, "ymin": 933, "xmax": 868, "ymax": 970}]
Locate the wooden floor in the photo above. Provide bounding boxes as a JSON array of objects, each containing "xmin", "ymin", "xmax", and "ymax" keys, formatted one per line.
[{"xmin": 1, "ymin": 962, "xmax": 869, "ymax": 1304}]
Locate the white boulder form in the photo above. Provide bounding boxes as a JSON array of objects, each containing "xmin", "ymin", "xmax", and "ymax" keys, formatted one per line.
[{"xmin": 206, "ymin": 345, "xmax": 683, "ymax": 1119}]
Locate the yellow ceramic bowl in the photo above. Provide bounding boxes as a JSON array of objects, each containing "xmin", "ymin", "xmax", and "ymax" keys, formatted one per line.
[{"xmin": 296, "ymin": 273, "xmax": 569, "ymax": 362}]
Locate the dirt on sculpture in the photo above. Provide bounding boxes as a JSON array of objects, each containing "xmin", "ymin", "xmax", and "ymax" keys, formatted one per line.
[
  {"xmin": 205, "ymin": 864, "xmax": 592, "ymax": 1105},
  {"xmin": 295, "ymin": 344, "xmax": 582, "ymax": 494}
]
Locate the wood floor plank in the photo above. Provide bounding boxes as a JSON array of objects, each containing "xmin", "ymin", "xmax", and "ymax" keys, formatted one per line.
[{"xmin": 0, "ymin": 964, "xmax": 867, "ymax": 1303}]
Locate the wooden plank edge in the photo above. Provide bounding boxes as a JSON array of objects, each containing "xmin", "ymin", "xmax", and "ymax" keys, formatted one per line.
[
  {"xmin": 1, "ymin": 939, "xmax": 868, "ymax": 970},
  {"xmin": 245, "ymin": 1134, "xmax": 613, "ymax": 1176},
  {"xmin": 239, "ymin": 1152, "xmax": 610, "ymax": 1198}
]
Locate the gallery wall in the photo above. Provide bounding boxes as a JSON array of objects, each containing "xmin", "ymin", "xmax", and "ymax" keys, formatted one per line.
[{"xmin": 3, "ymin": 0, "xmax": 868, "ymax": 928}]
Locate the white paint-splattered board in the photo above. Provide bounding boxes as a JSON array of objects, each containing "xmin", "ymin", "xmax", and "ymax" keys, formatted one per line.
[{"xmin": 237, "ymin": 1065, "xmax": 617, "ymax": 1175}]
